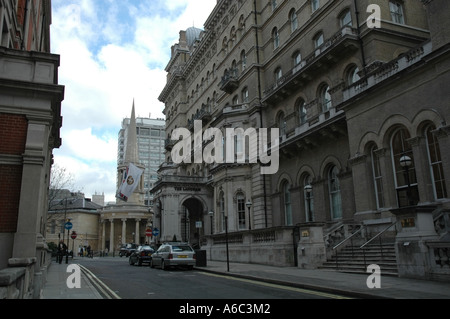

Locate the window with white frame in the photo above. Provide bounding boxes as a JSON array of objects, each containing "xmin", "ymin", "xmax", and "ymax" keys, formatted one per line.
[
  {"xmin": 329, "ymin": 166, "xmax": 342, "ymax": 219},
  {"xmin": 311, "ymin": 0, "xmax": 320, "ymax": 13},
  {"xmin": 370, "ymin": 145, "xmax": 385, "ymax": 209},
  {"xmin": 314, "ymin": 32, "xmax": 324, "ymax": 48},
  {"xmin": 389, "ymin": 1, "xmax": 405, "ymax": 24},
  {"xmin": 283, "ymin": 181, "xmax": 293, "ymax": 226},
  {"xmin": 425, "ymin": 125, "xmax": 448, "ymax": 199},
  {"xmin": 237, "ymin": 192, "xmax": 246, "ymax": 229},
  {"xmin": 273, "ymin": 27, "xmax": 280, "ymax": 49},
  {"xmin": 290, "ymin": 9, "xmax": 298, "ymax": 33}
]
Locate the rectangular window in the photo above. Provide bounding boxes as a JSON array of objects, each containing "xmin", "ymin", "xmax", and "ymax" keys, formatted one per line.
[
  {"xmin": 389, "ymin": 1, "xmax": 405, "ymax": 24},
  {"xmin": 311, "ymin": 0, "xmax": 320, "ymax": 12},
  {"xmin": 237, "ymin": 194, "xmax": 246, "ymax": 229}
]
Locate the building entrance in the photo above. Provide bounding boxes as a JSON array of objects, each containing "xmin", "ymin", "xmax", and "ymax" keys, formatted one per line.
[{"xmin": 181, "ymin": 198, "xmax": 204, "ymax": 248}]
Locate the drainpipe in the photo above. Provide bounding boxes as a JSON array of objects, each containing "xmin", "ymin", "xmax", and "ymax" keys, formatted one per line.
[
  {"xmin": 353, "ymin": 0, "xmax": 368, "ymax": 77},
  {"xmin": 253, "ymin": 0, "xmax": 268, "ymax": 228}
]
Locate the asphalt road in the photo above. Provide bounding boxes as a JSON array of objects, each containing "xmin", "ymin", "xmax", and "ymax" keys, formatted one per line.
[{"xmin": 76, "ymin": 257, "xmax": 348, "ymax": 300}]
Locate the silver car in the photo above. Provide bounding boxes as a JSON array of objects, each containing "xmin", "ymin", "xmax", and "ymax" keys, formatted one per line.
[{"xmin": 150, "ymin": 242, "xmax": 196, "ymax": 270}]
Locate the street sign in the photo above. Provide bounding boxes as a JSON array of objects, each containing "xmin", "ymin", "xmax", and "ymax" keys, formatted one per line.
[
  {"xmin": 145, "ymin": 228, "xmax": 152, "ymax": 237},
  {"xmin": 152, "ymin": 228, "xmax": 159, "ymax": 237},
  {"xmin": 71, "ymin": 231, "xmax": 77, "ymax": 240},
  {"xmin": 64, "ymin": 222, "xmax": 73, "ymax": 230}
]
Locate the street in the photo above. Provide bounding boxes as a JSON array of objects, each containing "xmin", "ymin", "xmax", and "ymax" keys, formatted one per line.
[{"xmin": 76, "ymin": 257, "xmax": 348, "ymax": 300}]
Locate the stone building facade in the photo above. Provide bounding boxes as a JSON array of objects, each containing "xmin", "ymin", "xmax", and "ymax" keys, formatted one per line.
[
  {"xmin": 0, "ymin": 0, "xmax": 64, "ymax": 298},
  {"xmin": 153, "ymin": 0, "xmax": 449, "ymax": 276}
]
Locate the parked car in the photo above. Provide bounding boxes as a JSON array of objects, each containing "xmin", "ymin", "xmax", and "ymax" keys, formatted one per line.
[
  {"xmin": 129, "ymin": 245, "xmax": 155, "ymax": 266},
  {"xmin": 119, "ymin": 243, "xmax": 138, "ymax": 257},
  {"xmin": 150, "ymin": 242, "xmax": 196, "ymax": 270}
]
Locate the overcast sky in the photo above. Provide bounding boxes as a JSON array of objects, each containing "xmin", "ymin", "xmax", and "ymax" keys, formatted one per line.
[{"xmin": 50, "ymin": 0, "xmax": 217, "ymax": 203}]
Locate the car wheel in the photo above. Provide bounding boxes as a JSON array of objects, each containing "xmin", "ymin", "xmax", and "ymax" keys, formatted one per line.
[{"xmin": 138, "ymin": 258, "xmax": 142, "ymax": 266}]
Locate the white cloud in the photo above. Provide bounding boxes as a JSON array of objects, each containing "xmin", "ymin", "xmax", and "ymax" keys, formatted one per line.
[{"xmin": 50, "ymin": 0, "xmax": 217, "ymax": 203}]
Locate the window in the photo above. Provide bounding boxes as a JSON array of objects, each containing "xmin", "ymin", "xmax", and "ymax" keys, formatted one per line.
[
  {"xmin": 389, "ymin": 1, "xmax": 405, "ymax": 24},
  {"xmin": 347, "ymin": 65, "xmax": 360, "ymax": 85},
  {"xmin": 219, "ymin": 191, "xmax": 225, "ymax": 232},
  {"xmin": 425, "ymin": 125, "xmax": 447, "ymax": 199},
  {"xmin": 278, "ymin": 112, "xmax": 287, "ymax": 136},
  {"xmin": 283, "ymin": 181, "xmax": 293, "ymax": 225},
  {"xmin": 290, "ymin": 10, "xmax": 298, "ymax": 32},
  {"xmin": 241, "ymin": 50, "xmax": 247, "ymax": 71},
  {"xmin": 242, "ymin": 87, "xmax": 249, "ymax": 103},
  {"xmin": 293, "ymin": 51, "xmax": 302, "ymax": 66},
  {"xmin": 273, "ymin": 27, "xmax": 280, "ymax": 49},
  {"xmin": 297, "ymin": 99, "xmax": 307, "ymax": 125},
  {"xmin": 314, "ymin": 32, "xmax": 324, "ymax": 48},
  {"xmin": 275, "ymin": 67, "xmax": 283, "ymax": 81},
  {"xmin": 311, "ymin": 0, "xmax": 320, "ymax": 12},
  {"xmin": 390, "ymin": 128, "xmax": 419, "ymax": 207},
  {"xmin": 339, "ymin": 9, "xmax": 352, "ymax": 27},
  {"xmin": 271, "ymin": 0, "xmax": 277, "ymax": 11},
  {"xmin": 303, "ymin": 175, "xmax": 314, "ymax": 222},
  {"xmin": 237, "ymin": 193, "xmax": 246, "ymax": 229},
  {"xmin": 319, "ymin": 84, "xmax": 332, "ymax": 112},
  {"xmin": 370, "ymin": 146, "xmax": 385, "ymax": 209},
  {"xmin": 329, "ymin": 166, "xmax": 342, "ymax": 219}
]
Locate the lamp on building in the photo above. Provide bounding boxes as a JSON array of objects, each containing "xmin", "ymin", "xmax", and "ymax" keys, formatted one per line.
[
  {"xmin": 304, "ymin": 184, "xmax": 313, "ymax": 222},
  {"xmin": 208, "ymin": 211, "xmax": 214, "ymax": 235},
  {"xmin": 246, "ymin": 200, "xmax": 252, "ymax": 230},
  {"xmin": 399, "ymin": 155, "xmax": 413, "ymax": 206}
]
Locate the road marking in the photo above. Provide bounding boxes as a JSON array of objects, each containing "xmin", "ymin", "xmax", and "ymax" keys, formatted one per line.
[
  {"xmin": 78, "ymin": 264, "xmax": 121, "ymax": 299},
  {"xmin": 200, "ymin": 272, "xmax": 352, "ymax": 299}
]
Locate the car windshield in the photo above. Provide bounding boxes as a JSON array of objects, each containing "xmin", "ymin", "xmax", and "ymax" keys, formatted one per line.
[
  {"xmin": 141, "ymin": 246, "xmax": 152, "ymax": 250},
  {"xmin": 171, "ymin": 245, "xmax": 193, "ymax": 252}
]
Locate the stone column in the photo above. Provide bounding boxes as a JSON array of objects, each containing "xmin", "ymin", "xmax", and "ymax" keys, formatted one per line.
[
  {"xmin": 121, "ymin": 219, "xmax": 127, "ymax": 244},
  {"xmin": 135, "ymin": 219, "xmax": 141, "ymax": 244},
  {"xmin": 109, "ymin": 219, "xmax": 114, "ymax": 254}
]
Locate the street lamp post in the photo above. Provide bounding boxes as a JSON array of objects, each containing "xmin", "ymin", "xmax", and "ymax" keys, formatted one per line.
[
  {"xmin": 399, "ymin": 155, "xmax": 413, "ymax": 206},
  {"xmin": 246, "ymin": 200, "xmax": 252, "ymax": 230},
  {"xmin": 225, "ymin": 215, "xmax": 229, "ymax": 272},
  {"xmin": 304, "ymin": 184, "xmax": 313, "ymax": 222}
]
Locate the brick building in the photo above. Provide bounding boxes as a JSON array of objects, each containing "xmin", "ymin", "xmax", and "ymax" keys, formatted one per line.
[{"xmin": 0, "ymin": 0, "xmax": 64, "ymax": 298}]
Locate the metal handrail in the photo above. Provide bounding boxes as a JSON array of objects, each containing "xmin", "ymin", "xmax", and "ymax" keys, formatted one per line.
[
  {"xmin": 360, "ymin": 221, "xmax": 397, "ymax": 250},
  {"xmin": 331, "ymin": 224, "xmax": 365, "ymax": 270},
  {"xmin": 360, "ymin": 221, "xmax": 397, "ymax": 269},
  {"xmin": 333, "ymin": 225, "xmax": 365, "ymax": 250}
]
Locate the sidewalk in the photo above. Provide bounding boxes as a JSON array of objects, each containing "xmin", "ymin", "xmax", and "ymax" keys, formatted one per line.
[{"xmin": 41, "ymin": 258, "xmax": 450, "ymax": 299}]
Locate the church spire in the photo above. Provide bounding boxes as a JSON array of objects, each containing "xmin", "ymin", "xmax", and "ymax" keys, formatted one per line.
[{"xmin": 125, "ymin": 99, "xmax": 139, "ymax": 164}]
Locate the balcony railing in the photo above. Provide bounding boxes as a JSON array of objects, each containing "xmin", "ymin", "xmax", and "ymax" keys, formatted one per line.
[
  {"xmin": 263, "ymin": 26, "xmax": 358, "ymax": 103},
  {"xmin": 219, "ymin": 68, "xmax": 239, "ymax": 94}
]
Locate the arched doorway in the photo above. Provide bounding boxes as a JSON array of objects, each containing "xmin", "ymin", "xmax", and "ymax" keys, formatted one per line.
[{"xmin": 181, "ymin": 197, "xmax": 204, "ymax": 248}]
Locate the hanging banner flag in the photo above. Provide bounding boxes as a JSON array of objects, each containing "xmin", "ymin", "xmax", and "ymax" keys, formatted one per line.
[{"xmin": 116, "ymin": 163, "xmax": 143, "ymax": 202}]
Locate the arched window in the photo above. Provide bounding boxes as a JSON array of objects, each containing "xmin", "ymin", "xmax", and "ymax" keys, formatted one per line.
[
  {"xmin": 242, "ymin": 87, "xmax": 249, "ymax": 103},
  {"xmin": 236, "ymin": 192, "xmax": 246, "ymax": 229},
  {"xmin": 282, "ymin": 181, "xmax": 293, "ymax": 225},
  {"xmin": 293, "ymin": 51, "xmax": 302, "ymax": 67},
  {"xmin": 314, "ymin": 32, "xmax": 324, "ymax": 48},
  {"xmin": 241, "ymin": 50, "xmax": 247, "ymax": 71},
  {"xmin": 329, "ymin": 166, "xmax": 342, "ymax": 219},
  {"xmin": 278, "ymin": 112, "xmax": 287, "ymax": 136},
  {"xmin": 273, "ymin": 27, "xmax": 280, "ymax": 49},
  {"xmin": 370, "ymin": 145, "xmax": 385, "ymax": 209},
  {"xmin": 339, "ymin": 9, "xmax": 352, "ymax": 27},
  {"xmin": 347, "ymin": 65, "xmax": 360, "ymax": 85},
  {"xmin": 275, "ymin": 67, "xmax": 283, "ymax": 81},
  {"xmin": 297, "ymin": 99, "xmax": 307, "ymax": 125},
  {"xmin": 425, "ymin": 125, "xmax": 447, "ymax": 199},
  {"xmin": 390, "ymin": 128, "xmax": 419, "ymax": 207},
  {"xmin": 319, "ymin": 84, "xmax": 332, "ymax": 112},
  {"xmin": 303, "ymin": 175, "xmax": 314, "ymax": 222},
  {"xmin": 290, "ymin": 9, "xmax": 298, "ymax": 32}
]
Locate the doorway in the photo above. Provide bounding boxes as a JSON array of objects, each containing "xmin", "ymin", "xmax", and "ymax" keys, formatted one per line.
[{"xmin": 182, "ymin": 198, "xmax": 204, "ymax": 248}]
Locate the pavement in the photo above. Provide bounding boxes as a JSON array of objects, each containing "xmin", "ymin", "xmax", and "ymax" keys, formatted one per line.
[{"xmin": 40, "ymin": 256, "xmax": 450, "ymax": 299}]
